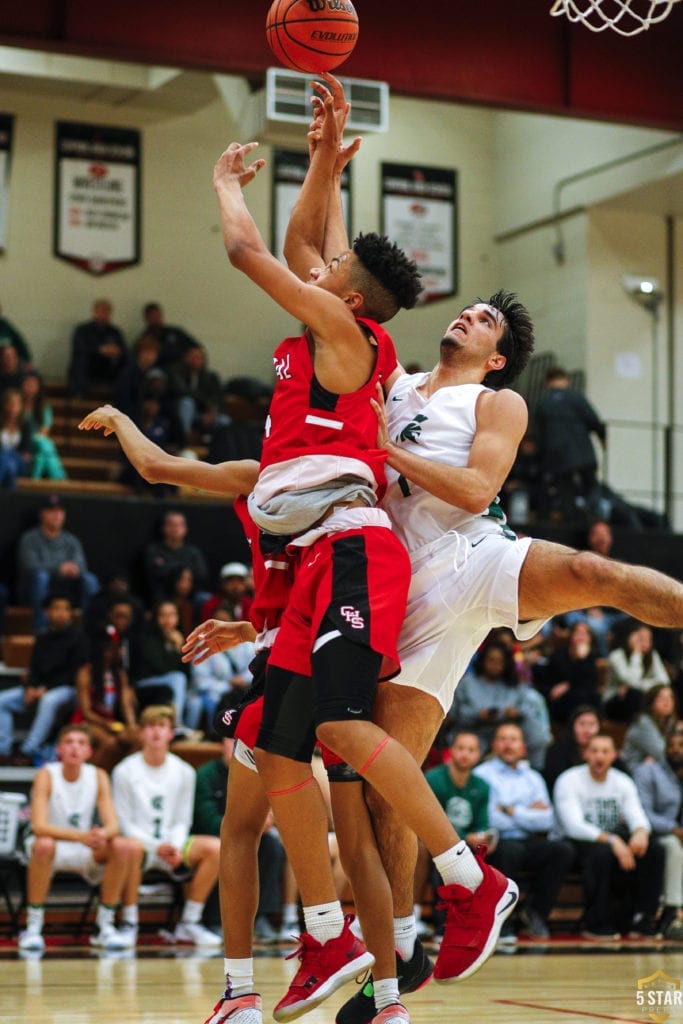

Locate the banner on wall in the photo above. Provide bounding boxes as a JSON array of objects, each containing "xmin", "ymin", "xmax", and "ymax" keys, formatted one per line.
[
  {"xmin": 0, "ymin": 114, "xmax": 14, "ymax": 253},
  {"xmin": 54, "ymin": 121, "xmax": 141, "ymax": 275},
  {"xmin": 381, "ymin": 162, "xmax": 457, "ymax": 303},
  {"xmin": 272, "ymin": 149, "xmax": 351, "ymax": 261}
]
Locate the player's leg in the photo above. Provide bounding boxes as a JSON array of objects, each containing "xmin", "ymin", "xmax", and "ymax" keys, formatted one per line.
[
  {"xmin": 19, "ymin": 836, "xmax": 56, "ymax": 951},
  {"xmin": 518, "ymin": 539, "xmax": 683, "ymax": 625},
  {"xmin": 174, "ymin": 835, "xmax": 222, "ymax": 947}
]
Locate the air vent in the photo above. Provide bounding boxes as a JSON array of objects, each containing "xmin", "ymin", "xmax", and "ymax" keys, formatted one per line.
[{"xmin": 265, "ymin": 67, "xmax": 389, "ymax": 132}]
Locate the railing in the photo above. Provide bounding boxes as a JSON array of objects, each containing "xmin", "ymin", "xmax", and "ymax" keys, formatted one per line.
[{"xmin": 601, "ymin": 418, "xmax": 683, "ymax": 523}]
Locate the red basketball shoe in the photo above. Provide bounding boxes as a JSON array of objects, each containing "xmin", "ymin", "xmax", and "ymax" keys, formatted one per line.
[
  {"xmin": 273, "ymin": 915, "xmax": 375, "ymax": 1022},
  {"xmin": 434, "ymin": 853, "xmax": 519, "ymax": 982}
]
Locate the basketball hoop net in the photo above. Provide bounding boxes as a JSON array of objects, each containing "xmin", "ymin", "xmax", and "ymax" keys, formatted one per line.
[{"xmin": 550, "ymin": 0, "xmax": 682, "ymax": 35}]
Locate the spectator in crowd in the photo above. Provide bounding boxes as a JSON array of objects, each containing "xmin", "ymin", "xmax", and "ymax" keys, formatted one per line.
[
  {"xmin": 18, "ymin": 723, "xmax": 140, "ymax": 952},
  {"xmin": 603, "ymin": 620, "xmax": 669, "ymax": 723},
  {"xmin": 553, "ymin": 732, "xmax": 664, "ymax": 938},
  {"xmin": 83, "ymin": 573, "xmax": 146, "ymax": 640},
  {"xmin": 166, "ymin": 342, "xmax": 223, "ymax": 443},
  {"xmin": 143, "ymin": 509, "xmax": 209, "ymax": 605},
  {"xmin": 450, "ymin": 637, "xmax": 551, "ymax": 769},
  {"xmin": 112, "ymin": 333, "xmax": 162, "ymax": 418},
  {"xmin": 185, "ymin": 611, "xmax": 254, "ymax": 733},
  {"xmin": 0, "ymin": 387, "xmax": 32, "ymax": 488},
  {"xmin": 118, "ymin": 386, "xmax": 184, "ymax": 496},
  {"xmin": 138, "ymin": 302, "xmax": 196, "ymax": 369},
  {"xmin": 20, "ymin": 372, "xmax": 67, "ymax": 481},
  {"xmin": 132, "ymin": 600, "xmax": 190, "ymax": 728},
  {"xmin": 621, "ymin": 683, "xmax": 679, "ymax": 774},
  {"xmin": 0, "ymin": 595, "xmax": 88, "ymax": 765},
  {"xmin": 502, "ymin": 433, "xmax": 542, "ymax": 525},
  {"xmin": 535, "ymin": 621, "xmax": 603, "ymax": 727},
  {"xmin": 634, "ymin": 728, "xmax": 683, "ymax": 941},
  {"xmin": 200, "ymin": 561, "xmax": 253, "ymax": 623},
  {"xmin": 17, "ymin": 495, "xmax": 99, "ymax": 628},
  {"xmin": 68, "ymin": 299, "xmax": 127, "ymax": 398},
  {"xmin": 534, "ymin": 366, "xmax": 606, "ymax": 522},
  {"xmin": 112, "ymin": 704, "xmax": 222, "ymax": 947},
  {"xmin": 474, "ymin": 722, "xmax": 574, "ymax": 940},
  {"xmin": 162, "ymin": 565, "xmax": 197, "ymax": 637},
  {"xmin": 207, "ymin": 377, "xmax": 270, "ymax": 464},
  {"xmin": 74, "ymin": 626, "xmax": 141, "ymax": 773},
  {"xmin": 193, "ymin": 736, "xmax": 286, "ymax": 943},
  {"xmin": 0, "ymin": 301, "xmax": 32, "ymax": 367},
  {"xmin": 544, "ymin": 704, "xmax": 602, "ymax": 794},
  {"xmin": 0, "ymin": 342, "xmax": 24, "ymax": 393}
]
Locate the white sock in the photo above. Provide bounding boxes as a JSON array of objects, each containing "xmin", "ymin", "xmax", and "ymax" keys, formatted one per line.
[
  {"xmin": 374, "ymin": 978, "xmax": 400, "ymax": 1011},
  {"xmin": 281, "ymin": 902, "xmax": 299, "ymax": 925},
  {"xmin": 181, "ymin": 899, "xmax": 203, "ymax": 925},
  {"xmin": 395, "ymin": 914, "xmax": 417, "ymax": 961},
  {"xmin": 303, "ymin": 901, "xmax": 345, "ymax": 944},
  {"xmin": 121, "ymin": 904, "xmax": 138, "ymax": 929},
  {"xmin": 26, "ymin": 905, "xmax": 44, "ymax": 934},
  {"xmin": 434, "ymin": 841, "xmax": 483, "ymax": 891},
  {"xmin": 225, "ymin": 957, "xmax": 254, "ymax": 997},
  {"xmin": 96, "ymin": 904, "xmax": 116, "ymax": 931}
]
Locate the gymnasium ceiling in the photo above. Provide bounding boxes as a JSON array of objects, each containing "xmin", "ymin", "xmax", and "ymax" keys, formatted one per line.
[{"xmin": 1, "ymin": 0, "xmax": 683, "ymax": 130}]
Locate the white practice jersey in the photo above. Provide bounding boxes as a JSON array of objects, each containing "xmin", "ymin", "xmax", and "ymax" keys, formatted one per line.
[
  {"xmin": 383, "ymin": 373, "xmax": 509, "ymax": 553},
  {"xmin": 112, "ymin": 751, "xmax": 196, "ymax": 855},
  {"xmin": 45, "ymin": 762, "xmax": 98, "ymax": 833}
]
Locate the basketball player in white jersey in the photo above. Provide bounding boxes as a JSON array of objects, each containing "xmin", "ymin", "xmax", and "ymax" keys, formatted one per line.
[
  {"xmin": 19, "ymin": 723, "xmax": 140, "ymax": 952},
  {"xmin": 111, "ymin": 704, "xmax": 222, "ymax": 947}
]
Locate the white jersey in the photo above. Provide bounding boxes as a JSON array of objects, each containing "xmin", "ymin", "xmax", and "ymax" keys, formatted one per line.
[
  {"xmin": 112, "ymin": 751, "xmax": 196, "ymax": 856},
  {"xmin": 383, "ymin": 374, "xmax": 505, "ymax": 552},
  {"xmin": 44, "ymin": 761, "xmax": 98, "ymax": 833}
]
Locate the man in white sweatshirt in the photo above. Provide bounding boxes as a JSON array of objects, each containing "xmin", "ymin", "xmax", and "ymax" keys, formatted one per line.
[{"xmin": 553, "ymin": 732, "xmax": 664, "ymax": 939}]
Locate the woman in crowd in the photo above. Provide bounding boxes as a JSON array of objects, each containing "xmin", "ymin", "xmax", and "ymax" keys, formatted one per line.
[
  {"xmin": 536, "ymin": 620, "xmax": 603, "ymax": 726},
  {"xmin": 74, "ymin": 626, "xmax": 140, "ymax": 772},
  {"xmin": 0, "ymin": 387, "xmax": 32, "ymax": 488},
  {"xmin": 621, "ymin": 682, "xmax": 679, "ymax": 774},
  {"xmin": 20, "ymin": 371, "xmax": 67, "ymax": 480},
  {"xmin": 132, "ymin": 600, "xmax": 189, "ymax": 728},
  {"xmin": 603, "ymin": 620, "xmax": 669, "ymax": 723}
]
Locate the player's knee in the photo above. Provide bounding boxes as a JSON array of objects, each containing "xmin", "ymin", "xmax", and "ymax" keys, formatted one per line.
[
  {"xmin": 315, "ymin": 718, "xmax": 354, "ymax": 753},
  {"xmin": 32, "ymin": 836, "xmax": 55, "ymax": 860}
]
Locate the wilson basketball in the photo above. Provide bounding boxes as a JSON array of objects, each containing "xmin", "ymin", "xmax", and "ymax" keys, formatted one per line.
[{"xmin": 266, "ymin": 0, "xmax": 359, "ymax": 74}]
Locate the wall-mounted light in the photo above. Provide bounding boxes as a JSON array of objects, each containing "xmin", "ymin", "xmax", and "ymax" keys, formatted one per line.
[{"xmin": 622, "ymin": 274, "xmax": 663, "ymax": 314}]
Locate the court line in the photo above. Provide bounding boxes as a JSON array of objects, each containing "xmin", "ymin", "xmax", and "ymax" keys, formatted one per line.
[{"xmin": 495, "ymin": 999, "xmax": 644, "ymax": 1023}]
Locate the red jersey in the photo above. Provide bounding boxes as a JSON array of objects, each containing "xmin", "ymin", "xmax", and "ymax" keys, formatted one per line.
[
  {"xmin": 233, "ymin": 494, "xmax": 297, "ymax": 634},
  {"xmin": 257, "ymin": 317, "xmax": 398, "ymax": 500}
]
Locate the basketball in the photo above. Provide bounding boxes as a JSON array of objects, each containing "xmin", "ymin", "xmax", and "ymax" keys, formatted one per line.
[{"xmin": 265, "ymin": 0, "xmax": 359, "ymax": 74}]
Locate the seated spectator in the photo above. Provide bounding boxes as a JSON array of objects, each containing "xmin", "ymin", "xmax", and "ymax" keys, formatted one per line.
[
  {"xmin": 143, "ymin": 509, "xmax": 209, "ymax": 606},
  {"xmin": 0, "ymin": 595, "xmax": 88, "ymax": 765},
  {"xmin": 450, "ymin": 637, "xmax": 551, "ymax": 769},
  {"xmin": 163, "ymin": 565, "xmax": 198, "ymax": 637},
  {"xmin": 621, "ymin": 683, "xmax": 679, "ymax": 774},
  {"xmin": 112, "ymin": 333, "xmax": 162, "ymax": 418},
  {"xmin": 200, "ymin": 561, "xmax": 253, "ymax": 623},
  {"xmin": 207, "ymin": 377, "xmax": 271, "ymax": 464},
  {"xmin": 553, "ymin": 732, "xmax": 665, "ymax": 938},
  {"xmin": 186, "ymin": 613, "xmax": 254, "ymax": 733},
  {"xmin": 138, "ymin": 302, "xmax": 196, "ymax": 369},
  {"xmin": 634, "ymin": 728, "xmax": 683, "ymax": 941},
  {"xmin": 68, "ymin": 299, "xmax": 127, "ymax": 398},
  {"xmin": 112, "ymin": 704, "xmax": 222, "ymax": 947},
  {"xmin": 20, "ymin": 372, "xmax": 67, "ymax": 480},
  {"xmin": 0, "ymin": 300, "xmax": 32, "ymax": 367},
  {"xmin": 74, "ymin": 627, "xmax": 141, "ymax": 773},
  {"xmin": 536, "ymin": 621, "xmax": 603, "ymax": 727},
  {"xmin": 193, "ymin": 736, "xmax": 286, "ymax": 941},
  {"xmin": 474, "ymin": 721, "xmax": 574, "ymax": 940},
  {"xmin": 166, "ymin": 342, "xmax": 223, "ymax": 444},
  {"xmin": 17, "ymin": 494, "xmax": 100, "ymax": 628},
  {"xmin": 18, "ymin": 723, "xmax": 140, "ymax": 952},
  {"xmin": 0, "ymin": 342, "xmax": 24, "ymax": 393},
  {"xmin": 0, "ymin": 387, "xmax": 32, "ymax": 488},
  {"xmin": 544, "ymin": 704, "xmax": 602, "ymax": 795},
  {"xmin": 83, "ymin": 573, "xmax": 146, "ymax": 640},
  {"xmin": 119, "ymin": 388, "xmax": 184, "ymax": 496},
  {"xmin": 603, "ymin": 620, "xmax": 669, "ymax": 723},
  {"xmin": 132, "ymin": 600, "xmax": 190, "ymax": 729}
]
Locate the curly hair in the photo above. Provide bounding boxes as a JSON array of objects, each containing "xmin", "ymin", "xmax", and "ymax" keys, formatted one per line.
[
  {"xmin": 350, "ymin": 232, "xmax": 423, "ymax": 323},
  {"xmin": 479, "ymin": 289, "xmax": 535, "ymax": 389}
]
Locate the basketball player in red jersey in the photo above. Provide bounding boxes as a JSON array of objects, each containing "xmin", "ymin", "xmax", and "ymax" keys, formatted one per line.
[{"xmin": 211, "ymin": 86, "xmax": 519, "ymax": 1024}]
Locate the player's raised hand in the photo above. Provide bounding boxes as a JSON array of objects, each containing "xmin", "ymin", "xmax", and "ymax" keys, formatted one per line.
[
  {"xmin": 78, "ymin": 405, "xmax": 118, "ymax": 436},
  {"xmin": 213, "ymin": 142, "xmax": 266, "ymax": 192}
]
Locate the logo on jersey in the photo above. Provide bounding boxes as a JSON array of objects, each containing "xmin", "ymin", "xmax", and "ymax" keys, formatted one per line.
[
  {"xmin": 68, "ymin": 813, "xmax": 81, "ymax": 828},
  {"xmin": 274, "ymin": 352, "xmax": 292, "ymax": 381},
  {"xmin": 151, "ymin": 795, "xmax": 163, "ymax": 811},
  {"xmin": 340, "ymin": 605, "xmax": 365, "ymax": 629},
  {"xmin": 396, "ymin": 413, "xmax": 428, "ymax": 444}
]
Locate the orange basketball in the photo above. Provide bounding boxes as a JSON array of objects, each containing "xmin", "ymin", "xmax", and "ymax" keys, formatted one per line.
[{"xmin": 266, "ymin": 0, "xmax": 359, "ymax": 74}]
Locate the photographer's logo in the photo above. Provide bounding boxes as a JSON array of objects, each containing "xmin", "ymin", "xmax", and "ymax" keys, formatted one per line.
[{"xmin": 636, "ymin": 970, "xmax": 682, "ymax": 1023}]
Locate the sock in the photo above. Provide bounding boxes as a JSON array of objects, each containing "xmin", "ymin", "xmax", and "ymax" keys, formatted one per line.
[
  {"xmin": 303, "ymin": 901, "xmax": 345, "ymax": 944},
  {"xmin": 225, "ymin": 957, "xmax": 254, "ymax": 998},
  {"xmin": 96, "ymin": 904, "xmax": 116, "ymax": 931},
  {"xmin": 281, "ymin": 902, "xmax": 299, "ymax": 926},
  {"xmin": 181, "ymin": 899, "xmax": 203, "ymax": 925},
  {"xmin": 25, "ymin": 905, "xmax": 44, "ymax": 934},
  {"xmin": 121, "ymin": 904, "xmax": 138, "ymax": 929},
  {"xmin": 395, "ymin": 914, "xmax": 417, "ymax": 961},
  {"xmin": 374, "ymin": 978, "xmax": 400, "ymax": 1011},
  {"xmin": 434, "ymin": 841, "xmax": 484, "ymax": 892}
]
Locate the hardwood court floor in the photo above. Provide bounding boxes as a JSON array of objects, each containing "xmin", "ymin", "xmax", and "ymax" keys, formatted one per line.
[{"xmin": 2, "ymin": 944, "xmax": 683, "ymax": 1024}]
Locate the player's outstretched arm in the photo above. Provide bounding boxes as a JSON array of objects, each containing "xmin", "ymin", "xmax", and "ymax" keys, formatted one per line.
[{"xmin": 79, "ymin": 405, "xmax": 259, "ymax": 496}]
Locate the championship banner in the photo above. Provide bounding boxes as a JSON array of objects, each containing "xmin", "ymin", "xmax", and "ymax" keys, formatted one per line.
[
  {"xmin": 272, "ymin": 148, "xmax": 351, "ymax": 261},
  {"xmin": 0, "ymin": 114, "xmax": 14, "ymax": 253},
  {"xmin": 54, "ymin": 121, "xmax": 141, "ymax": 275},
  {"xmin": 381, "ymin": 162, "xmax": 458, "ymax": 302}
]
